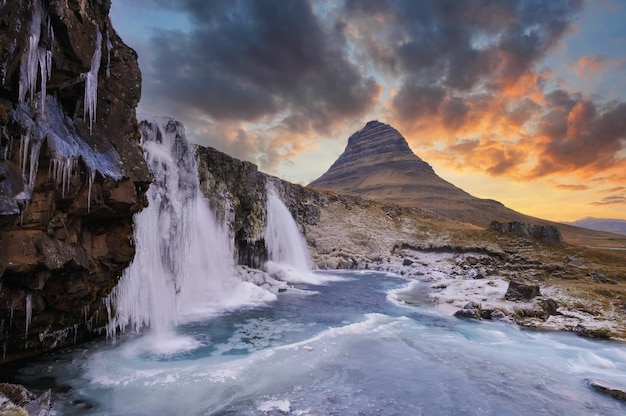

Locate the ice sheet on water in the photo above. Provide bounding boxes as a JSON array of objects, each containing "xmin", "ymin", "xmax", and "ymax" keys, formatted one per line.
[
  {"xmin": 257, "ymin": 399, "xmax": 291, "ymax": 413},
  {"xmin": 212, "ymin": 318, "xmax": 309, "ymax": 355}
]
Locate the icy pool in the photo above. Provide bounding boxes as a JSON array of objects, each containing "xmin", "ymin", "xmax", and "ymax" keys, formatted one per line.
[{"xmin": 5, "ymin": 271, "xmax": 626, "ymax": 415}]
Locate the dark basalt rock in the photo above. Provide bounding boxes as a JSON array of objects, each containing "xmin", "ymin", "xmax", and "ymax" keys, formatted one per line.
[
  {"xmin": 586, "ymin": 379, "xmax": 626, "ymax": 402},
  {"xmin": 0, "ymin": 0, "xmax": 150, "ymax": 362},
  {"xmin": 194, "ymin": 144, "xmax": 325, "ymax": 269},
  {"xmin": 505, "ymin": 281, "xmax": 541, "ymax": 301},
  {"xmin": 490, "ymin": 221, "xmax": 563, "ymax": 246}
]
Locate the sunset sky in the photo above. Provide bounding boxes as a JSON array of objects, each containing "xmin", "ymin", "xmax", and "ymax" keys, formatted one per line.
[{"xmin": 110, "ymin": 0, "xmax": 626, "ymax": 222}]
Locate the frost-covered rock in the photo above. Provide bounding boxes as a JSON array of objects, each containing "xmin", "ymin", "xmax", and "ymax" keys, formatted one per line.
[
  {"xmin": 0, "ymin": 0, "xmax": 150, "ymax": 362},
  {"xmin": 0, "ymin": 383, "xmax": 50, "ymax": 416}
]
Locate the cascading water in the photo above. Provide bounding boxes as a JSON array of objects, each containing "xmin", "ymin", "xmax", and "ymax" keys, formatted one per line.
[
  {"xmin": 263, "ymin": 184, "xmax": 341, "ymax": 284},
  {"xmin": 106, "ymin": 116, "xmax": 274, "ymax": 349},
  {"xmin": 264, "ymin": 184, "xmax": 311, "ymax": 273}
]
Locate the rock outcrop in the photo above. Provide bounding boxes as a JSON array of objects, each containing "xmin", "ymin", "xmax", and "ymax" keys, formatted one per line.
[
  {"xmin": 194, "ymin": 144, "xmax": 324, "ymax": 269},
  {"xmin": 490, "ymin": 221, "xmax": 563, "ymax": 246},
  {"xmin": 0, "ymin": 0, "xmax": 150, "ymax": 362}
]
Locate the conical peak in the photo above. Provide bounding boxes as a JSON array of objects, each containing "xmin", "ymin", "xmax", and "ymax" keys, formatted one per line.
[
  {"xmin": 330, "ymin": 120, "xmax": 432, "ymax": 173},
  {"xmin": 346, "ymin": 120, "xmax": 413, "ymax": 155}
]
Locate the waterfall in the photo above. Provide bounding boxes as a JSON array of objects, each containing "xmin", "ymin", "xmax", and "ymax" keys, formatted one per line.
[
  {"xmin": 264, "ymin": 185, "xmax": 311, "ymax": 274},
  {"xmin": 106, "ymin": 116, "xmax": 274, "ymax": 346}
]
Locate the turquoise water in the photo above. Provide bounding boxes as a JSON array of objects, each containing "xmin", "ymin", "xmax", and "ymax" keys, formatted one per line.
[{"xmin": 5, "ymin": 271, "xmax": 626, "ymax": 415}]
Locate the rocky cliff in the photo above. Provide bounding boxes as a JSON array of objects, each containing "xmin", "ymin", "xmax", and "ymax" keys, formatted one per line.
[{"xmin": 0, "ymin": 0, "xmax": 150, "ymax": 362}]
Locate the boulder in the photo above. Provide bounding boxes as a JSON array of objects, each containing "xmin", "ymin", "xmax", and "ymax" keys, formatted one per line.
[
  {"xmin": 0, "ymin": 383, "xmax": 51, "ymax": 416},
  {"xmin": 504, "ymin": 281, "xmax": 541, "ymax": 301},
  {"xmin": 454, "ymin": 301, "xmax": 482, "ymax": 319}
]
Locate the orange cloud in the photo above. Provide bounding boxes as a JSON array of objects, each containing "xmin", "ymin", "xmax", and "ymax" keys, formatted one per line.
[{"xmin": 573, "ymin": 55, "xmax": 610, "ymax": 78}]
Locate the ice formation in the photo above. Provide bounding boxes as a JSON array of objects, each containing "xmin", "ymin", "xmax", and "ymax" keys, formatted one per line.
[
  {"xmin": 12, "ymin": 96, "xmax": 124, "ymax": 197},
  {"xmin": 25, "ymin": 294, "xmax": 32, "ymax": 340},
  {"xmin": 18, "ymin": 0, "xmax": 54, "ymax": 115},
  {"xmin": 83, "ymin": 28, "xmax": 102, "ymax": 133}
]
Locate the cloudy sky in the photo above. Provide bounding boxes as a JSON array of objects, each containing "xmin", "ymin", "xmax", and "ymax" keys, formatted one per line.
[{"xmin": 110, "ymin": 0, "xmax": 626, "ymax": 222}]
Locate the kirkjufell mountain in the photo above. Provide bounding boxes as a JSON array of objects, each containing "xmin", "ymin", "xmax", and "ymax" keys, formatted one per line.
[{"xmin": 309, "ymin": 120, "xmax": 534, "ymax": 228}]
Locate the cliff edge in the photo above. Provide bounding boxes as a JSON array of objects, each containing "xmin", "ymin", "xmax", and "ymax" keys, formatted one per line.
[{"xmin": 0, "ymin": 0, "xmax": 150, "ymax": 362}]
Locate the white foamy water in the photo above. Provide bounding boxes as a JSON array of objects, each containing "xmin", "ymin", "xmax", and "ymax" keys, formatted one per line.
[
  {"xmin": 263, "ymin": 184, "xmax": 344, "ymax": 285},
  {"xmin": 105, "ymin": 116, "xmax": 274, "ymax": 345}
]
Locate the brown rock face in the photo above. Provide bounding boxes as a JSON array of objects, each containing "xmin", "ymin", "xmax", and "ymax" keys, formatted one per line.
[{"xmin": 0, "ymin": 0, "xmax": 150, "ymax": 362}]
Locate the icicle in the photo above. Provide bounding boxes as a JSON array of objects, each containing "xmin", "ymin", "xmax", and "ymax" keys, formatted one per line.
[
  {"xmin": 9, "ymin": 298, "xmax": 17, "ymax": 329},
  {"xmin": 87, "ymin": 167, "xmax": 95, "ymax": 212},
  {"xmin": 27, "ymin": 137, "xmax": 43, "ymax": 189},
  {"xmin": 25, "ymin": 294, "xmax": 32, "ymax": 339},
  {"xmin": 106, "ymin": 29, "xmax": 113, "ymax": 78},
  {"xmin": 18, "ymin": 0, "xmax": 53, "ymax": 115},
  {"xmin": 50, "ymin": 157, "xmax": 76, "ymax": 197},
  {"xmin": 20, "ymin": 126, "xmax": 31, "ymax": 174},
  {"xmin": 83, "ymin": 29, "xmax": 102, "ymax": 133}
]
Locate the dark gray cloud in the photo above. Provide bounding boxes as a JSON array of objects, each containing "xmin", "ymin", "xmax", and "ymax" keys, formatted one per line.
[
  {"xmin": 342, "ymin": 0, "xmax": 584, "ymax": 123},
  {"xmin": 142, "ymin": 0, "xmax": 379, "ymax": 136}
]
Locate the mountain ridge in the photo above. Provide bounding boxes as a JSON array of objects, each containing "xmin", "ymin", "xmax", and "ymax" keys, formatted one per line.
[
  {"xmin": 565, "ymin": 218, "xmax": 626, "ymax": 237},
  {"xmin": 308, "ymin": 120, "xmax": 625, "ymax": 246}
]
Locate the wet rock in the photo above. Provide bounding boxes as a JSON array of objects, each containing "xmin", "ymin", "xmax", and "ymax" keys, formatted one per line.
[
  {"xmin": 466, "ymin": 256, "xmax": 479, "ymax": 266},
  {"xmin": 0, "ymin": 383, "xmax": 51, "ymax": 416},
  {"xmin": 504, "ymin": 281, "xmax": 541, "ymax": 301},
  {"xmin": 573, "ymin": 324, "xmax": 613, "ymax": 339},
  {"xmin": 490, "ymin": 310, "xmax": 507, "ymax": 320},
  {"xmin": 586, "ymin": 379, "xmax": 626, "ymax": 402},
  {"xmin": 454, "ymin": 301, "xmax": 482, "ymax": 319}
]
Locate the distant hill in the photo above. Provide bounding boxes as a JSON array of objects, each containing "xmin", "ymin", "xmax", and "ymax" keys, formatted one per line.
[
  {"xmin": 308, "ymin": 120, "xmax": 626, "ymax": 247},
  {"xmin": 565, "ymin": 218, "xmax": 626, "ymax": 236}
]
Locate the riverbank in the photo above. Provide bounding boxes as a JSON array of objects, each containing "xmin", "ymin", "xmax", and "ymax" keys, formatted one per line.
[{"xmin": 302, "ymin": 194, "xmax": 626, "ymax": 342}]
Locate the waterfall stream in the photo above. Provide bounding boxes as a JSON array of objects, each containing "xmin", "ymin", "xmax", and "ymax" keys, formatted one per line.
[{"xmin": 105, "ymin": 116, "xmax": 273, "ymax": 347}]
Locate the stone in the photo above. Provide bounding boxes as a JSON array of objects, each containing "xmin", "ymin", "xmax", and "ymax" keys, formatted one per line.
[
  {"xmin": 454, "ymin": 301, "xmax": 482, "ymax": 319},
  {"xmin": 490, "ymin": 310, "xmax": 507, "ymax": 320},
  {"xmin": 573, "ymin": 324, "xmax": 613, "ymax": 339},
  {"xmin": 402, "ymin": 258, "xmax": 414, "ymax": 266},
  {"xmin": 586, "ymin": 379, "xmax": 626, "ymax": 402},
  {"xmin": 0, "ymin": 383, "xmax": 50, "ymax": 416},
  {"xmin": 540, "ymin": 298, "xmax": 559, "ymax": 316},
  {"xmin": 504, "ymin": 281, "xmax": 541, "ymax": 301}
]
